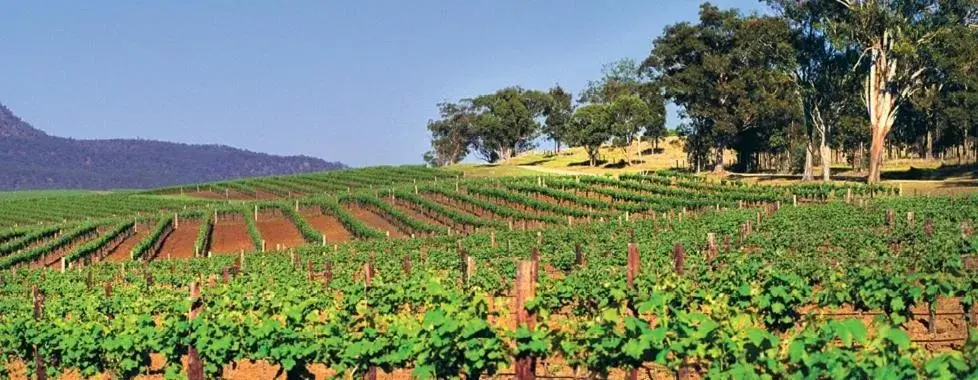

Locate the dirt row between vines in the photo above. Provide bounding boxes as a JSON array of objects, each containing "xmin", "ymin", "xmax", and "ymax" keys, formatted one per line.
[
  {"xmin": 157, "ymin": 221, "xmax": 202, "ymax": 259},
  {"xmin": 300, "ymin": 211, "xmax": 352, "ymax": 243},
  {"xmin": 344, "ymin": 204, "xmax": 406, "ymax": 238},
  {"xmin": 104, "ymin": 227, "xmax": 149, "ymax": 262},
  {"xmin": 210, "ymin": 220, "xmax": 254, "ymax": 255},
  {"xmin": 256, "ymin": 215, "xmax": 305, "ymax": 251}
]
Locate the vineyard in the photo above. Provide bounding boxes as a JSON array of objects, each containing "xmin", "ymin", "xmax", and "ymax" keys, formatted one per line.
[{"xmin": 0, "ymin": 166, "xmax": 976, "ymax": 378}]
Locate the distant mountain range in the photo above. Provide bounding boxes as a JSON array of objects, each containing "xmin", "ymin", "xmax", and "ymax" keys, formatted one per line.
[{"xmin": 0, "ymin": 103, "xmax": 345, "ymax": 190}]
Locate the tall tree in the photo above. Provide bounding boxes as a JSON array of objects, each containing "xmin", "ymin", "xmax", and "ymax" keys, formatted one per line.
[
  {"xmin": 643, "ymin": 4, "xmax": 799, "ymax": 173},
  {"xmin": 609, "ymin": 94, "xmax": 652, "ymax": 164},
  {"xmin": 638, "ymin": 82, "xmax": 668, "ymax": 150},
  {"xmin": 566, "ymin": 104, "xmax": 613, "ymax": 167},
  {"xmin": 580, "ymin": 58, "xmax": 666, "ymax": 165},
  {"xmin": 821, "ymin": 0, "xmax": 975, "ymax": 183},
  {"xmin": 470, "ymin": 87, "xmax": 550, "ymax": 162},
  {"xmin": 543, "ymin": 85, "xmax": 574, "ymax": 153},
  {"xmin": 425, "ymin": 101, "xmax": 476, "ymax": 166},
  {"xmin": 767, "ymin": 0, "xmax": 863, "ymax": 181}
]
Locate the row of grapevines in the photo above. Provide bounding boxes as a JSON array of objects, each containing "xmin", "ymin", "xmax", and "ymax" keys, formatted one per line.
[
  {"xmin": 502, "ymin": 179, "xmax": 614, "ymax": 210},
  {"xmin": 64, "ymin": 221, "xmax": 134, "ymax": 263},
  {"xmin": 241, "ymin": 207, "xmax": 263, "ymax": 249},
  {"xmin": 0, "ymin": 225, "xmax": 62, "ymax": 257},
  {"xmin": 422, "ymin": 185, "xmax": 564, "ymax": 224},
  {"xmin": 340, "ymin": 193, "xmax": 446, "ymax": 234},
  {"xmin": 463, "ymin": 183, "xmax": 601, "ymax": 218},
  {"xmin": 276, "ymin": 203, "xmax": 325, "ymax": 244},
  {"xmin": 0, "ymin": 223, "xmax": 97, "ymax": 269},
  {"xmin": 131, "ymin": 216, "xmax": 173, "ymax": 260},
  {"xmin": 391, "ymin": 190, "xmax": 506, "ymax": 229},
  {"xmin": 194, "ymin": 213, "xmax": 214, "ymax": 256},
  {"xmin": 0, "ymin": 229, "xmax": 25, "ymax": 244},
  {"xmin": 301, "ymin": 198, "xmax": 386, "ymax": 239}
]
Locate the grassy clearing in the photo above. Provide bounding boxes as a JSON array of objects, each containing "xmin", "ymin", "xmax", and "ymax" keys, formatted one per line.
[
  {"xmin": 445, "ymin": 137, "xmax": 978, "ymax": 196},
  {"xmin": 443, "ymin": 164, "xmax": 545, "ymax": 178}
]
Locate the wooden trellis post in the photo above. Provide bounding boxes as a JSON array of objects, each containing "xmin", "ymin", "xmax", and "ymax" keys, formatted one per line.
[
  {"xmin": 575, "ymin": 243, "xmax": 585, "ymax": 267},
  {"xmin": 514, "ymin": 260, "xmax": 536, "ymax": 380},
  {"xmin": 673, "ymin": 243, "xmax": 686, "ymax": 276},
  {"xmin": 363, "ymin": 263, "xmax": 378, "ymax": 380},
  {"xmin": 626, "ymin": 244, "xmax": 640, "ymax": 380},
  {"xmin": 32, "ymin": 285, "xmax": 46, "ymax": 380},
  {"xmin": 188, "ymin": 282, "xmax": 204, "ymax": 380}
]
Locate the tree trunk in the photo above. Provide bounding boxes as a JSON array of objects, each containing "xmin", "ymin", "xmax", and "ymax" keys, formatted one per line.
[
  {"xmin": 713, "ymin": 146, "xmax": 724, "ymax": 173},
  {"xmin": 803, "ymin": 142, "xmax": 814, "ymax": 181},
  {"xmin": 820, "ymin": 139, "xmax": 831, "ymax": 181},
  {"xmin": 811, "ymin": 106, "xmax": 831, "ymax": 181},
  {"xmin": 868, "ymin": 126, "xmax": 887, "ymax": 183},
  {"xmin": 925, "ymin": 131, "xmax": 933, "ymax": 160},
  {"xmin": 864, "ymin": 36, "xmax": 901, "ymax": 184}
]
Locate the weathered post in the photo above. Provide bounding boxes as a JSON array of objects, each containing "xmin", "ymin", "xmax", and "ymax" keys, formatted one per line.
[
  {"xmin": 625, "ymin": 244, "xmax": 640, "ymax": 380},
  {"xmin": 32, "ymin": 285, "xmax": 46, "ymax": 380},
  {"xmin": 626, "ymin": 243, "xmax": 640, "ymax": 288},
  {"xmin": 575, "ymin": 243, "xmax": 585, "ymax": 267},
  {"xmin": 402, "ymin": 255, "xmax": 412, "ymax": 274},
  {"xmin": 187, "ymin": 282, "xmax": 204, "ymax": 380},
  {"xmin": 363, "ymin": 263, "xmax": 377, "ymax": 380},
  {"xmin": 673, "ymin": 243, "xmax": 686, "ymax": 276},
  {"xmin": 464, "ymin": 256, "xmax": 476, "ymax": 286},
  {"xmin": 514, "ymin": 260, "xmax": 536, "ymax": 380}
]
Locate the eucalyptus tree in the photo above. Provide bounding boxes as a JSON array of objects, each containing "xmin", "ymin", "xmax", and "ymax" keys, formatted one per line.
[
  {"xmin": 425, "ymin": 101, "xmax": 477, "ymax": 166},
  {"xmin": 566, "ymin": 104, "xmax": 614, "ymax": 167},
  {"xmin": 817, "ymin": 0, "xmax": 976, "ymax": 182},
  {"xmin": 643, "ymin": 4, "xmax": 799, "ymax": 173},
  {"xmin": 470, "ymin": 87, "xmax": 550, "ymax": 162},
  {"xmin": 580, "ymin": 58, "xmax": 666, "ymax": 165},
  {"xmin": 543, "ymin": 85, "xmax": 574, "ymax": 154}
]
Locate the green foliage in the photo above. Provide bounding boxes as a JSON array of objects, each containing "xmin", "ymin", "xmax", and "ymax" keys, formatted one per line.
[{"xmin": 131, "ymin": 216, "xmax": 174, "ymax": 260}]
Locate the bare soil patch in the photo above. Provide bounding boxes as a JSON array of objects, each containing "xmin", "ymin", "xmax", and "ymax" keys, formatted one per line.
[
  {"xmin": 211, "ymin": 221, "xmax": 254, "ymax": 254},
  {"xmin": 158, "ymin": 221, "xmax": 202, "ymax": 259},
  {"xmin": 344, "ymin": 204, "xmax": 406, "ymax": 238},
  {"xmin": 105, "ymin": 228, "xmax": 148, "ymax": 262},
  {"xmin": 388, "ymin": 199, "xmax": 450, "ymax": 228},
  {"xmin": 256, "ymin": 217, "xmax": 305, "ymax": 251},
  {"xmin": 301, "ymin": 211, "xmax": 352, "ymax": 243}
]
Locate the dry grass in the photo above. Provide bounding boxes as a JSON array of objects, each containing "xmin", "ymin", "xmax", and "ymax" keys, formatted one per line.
[{"xmin": 448, "ymin": 138, "xmax": 978, "ymax": 196}]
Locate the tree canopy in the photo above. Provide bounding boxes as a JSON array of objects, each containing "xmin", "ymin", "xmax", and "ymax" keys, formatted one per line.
[{"xmin": 424, "ymin": 0, "xmax": 978, "ymax": 181}]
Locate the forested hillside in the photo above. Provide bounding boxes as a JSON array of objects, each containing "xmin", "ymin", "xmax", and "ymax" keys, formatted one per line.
[{"xmin": 0, "ymin": 103, "xmax": 344, "ymax": 190}]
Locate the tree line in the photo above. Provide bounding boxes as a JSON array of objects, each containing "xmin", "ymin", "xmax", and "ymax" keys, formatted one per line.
[{"xmin": 425, "ymin": 0, "xmax": 977, "ymax": 184}]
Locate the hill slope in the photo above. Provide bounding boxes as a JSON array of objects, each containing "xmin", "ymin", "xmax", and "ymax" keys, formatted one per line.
[{"xmin": 0, "ymin": 103, "xmax": 344, "ymax": 190}]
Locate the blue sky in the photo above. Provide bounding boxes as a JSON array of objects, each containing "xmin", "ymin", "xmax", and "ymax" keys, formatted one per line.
[{"xmin": 1, "ymin": 1, "xmax": 763, "ymax": 167}]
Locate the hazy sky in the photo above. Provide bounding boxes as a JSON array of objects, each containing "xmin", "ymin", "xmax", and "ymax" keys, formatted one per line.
[{"xmin": 1, "ymin": 1, "xmax": 762, "ymax": 167}]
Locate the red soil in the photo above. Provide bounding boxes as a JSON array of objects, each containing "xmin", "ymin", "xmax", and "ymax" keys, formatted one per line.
[
  {"xmin": 104, "ymin": 228, "xmax": 148, "ymax": 263},
  {"xmin": 185, "ymin": 191, "xmax": 227, "ymax": 200},
  {"xmin": 301, "ymin": 211, "xmax": 352, "ymax": 243},
  {"xmin": 34, "ymin": 234, "xmax": 94, "ymax": 269},
  {"xmin": 256, "ymin": 216, "xmax": 305, "ymax": 251},
  {"xmin": 388, "ymin": 199, "xmax": 450, "ymax": 228},
  {"xmin": 423, "ymin": 193, "xmax": 492, "ymax": 219},
  {"xmin": 254, "ymin": 189, "xmax": 283, "ymax": 200},
  {"xmin": 211, "ymin": 221, "xmax": 255, "ymax": 254},
  {"xmin": 344, "ymin": 204, "xmax": 406, "ymax": 238},
  {"xmin": 158, "ymin": 221, "xmax": 202, "ymax": 260}
]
